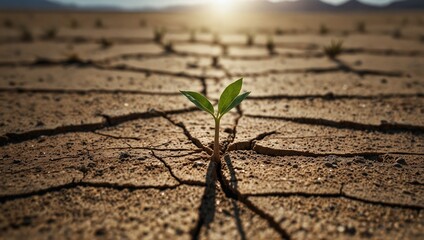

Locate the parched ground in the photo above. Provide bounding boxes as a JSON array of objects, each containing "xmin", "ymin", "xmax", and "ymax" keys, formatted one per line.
[{"xmin": 0, "ymin": 11, "xmax": 423, "ymax": 240}]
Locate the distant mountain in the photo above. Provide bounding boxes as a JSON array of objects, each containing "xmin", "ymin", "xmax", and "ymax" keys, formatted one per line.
[
  {"xmin": 0, "ymin": 0, "xmax": 423, "ymax": 12},
  {"xmin": 0, "ymin": 0, "xmax": 121, "ymax": 11},
  {"xmin": 165, "ymin": 0, "xmax": 424, "ymax": 12},
  {"xmin": 163, "ymin": 0, "xmax": 339, "ymax": 12},
  {"xmin": 386, "ymin": 0, "xmax": 424, "ymax": 9},
  {"xmin": 242, "ymin": 0, "xmax": 336, "ymax": 12},
  {"xmin": 0, "ymin": 0, "xmax": 70, "ymax": 10},
  {"xmin": 256, "ymin": 0, "xmax": 336, "ymax": 12},
  {"xmin": 337, "ymin": 0, "xmax": 379, "ymax": 11},
  {"xmin": 163, "ymin": 0, "xmax": 411, "ymax": 12}
]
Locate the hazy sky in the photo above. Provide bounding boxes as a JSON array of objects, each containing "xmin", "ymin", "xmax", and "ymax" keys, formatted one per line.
[{"xmin": 51, "ymin": 0, "xmax": 399, "ymax": 8}]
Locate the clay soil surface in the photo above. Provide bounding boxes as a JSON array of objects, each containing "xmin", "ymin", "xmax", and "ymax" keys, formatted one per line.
[{"xmin": 0, "ymin": 11, "xmax": 423, "ymax": 239}]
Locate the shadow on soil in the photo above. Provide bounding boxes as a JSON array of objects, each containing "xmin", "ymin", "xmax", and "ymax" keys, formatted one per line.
[
  {"xmin": 192, "ymin": 155, "xmax": 246, "ymax": 240},
  {"xmin": 225, "ymin": 155, "xmax": 247, "ymax": 240},
  {"xmin": 191, "ymin": 159, "xmax": 217, "ymax": 239}
]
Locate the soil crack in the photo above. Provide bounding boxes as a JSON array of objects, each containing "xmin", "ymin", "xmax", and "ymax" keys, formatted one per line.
[
  {"xmin": 0, "ymin": 87, "xmax": 183, "ymax": 96},
  {"xmin": 216, "ymin": 155, "xmax": 292, "ymax": 239},
  {"xmin": 152, "ymin": 109, "xmax": 213, "ymax": 154},
  {"xmin": 151, "ymin": 150, "xmax": 205, "ymax": 186},
  {"xmin": 245, "ymin": 114, "xmax": 424, "ymax": 133},
  {"xmin": 0, "ymin": 107, "xmax": 197, "ymax": 147},
  {"xmin": 228, "ymin": 130, "xmax": 277, "ymax": 151},
  {"xmin": 0, "ymin": 180, "xmax": 183, "ymax": 204},
  {"xmin": 247, "ymin": 93, "xmax": 424, "ymax": 100},
  {"xmin": 243, "ymin": 190, "xmax": 424, "ymax": 210}
]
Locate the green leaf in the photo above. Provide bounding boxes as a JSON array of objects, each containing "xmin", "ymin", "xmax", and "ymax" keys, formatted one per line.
[
  {"xmin": 220, "ymin": 92, "xmax": 250, "ymax": 117},
  {"xmin": 180, "ymin": 91, "xmax": 214, "ymax": 116},
  {"xmin": 218, "ymin": 78, "xmax": 243, "ymax": 115}
]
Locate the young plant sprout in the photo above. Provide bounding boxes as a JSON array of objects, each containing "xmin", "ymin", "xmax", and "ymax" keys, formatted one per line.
[
  {"xmin": 356, "ymin": 21, "xmax": 366, "ymax": 33},
  {"xmin": 212, "ymin": 56, "xmax": 220, "ymax": 68},
  {"xmin": 154, "ymin": 27, "xmax": 166, "ymax": 43},
  {"xmin": 246, "ymin": 32, "xmax": 254, "ymax": 46},
  {"xmin": 163, "ymin": 41, "xmax": 174, "ymax": 53},
  {"xmin": 65, "ymin": 53, "xmax": 82, "ymax": 64},
  {"xmin": 20, "ymin": 26, "xmax": 33, "ymax": 42},
  {"xmin": 95, "ymin": 19, "xmax": 104, "ymax": 28},
  {"xmin": 100, "ymin": 38, "xmax": 113, "ymax": 49},
  {"xmin": 275, "ymin": 27, "xmax": 284, "ymax": 35},
  {"xmin": 392, "ymin": 28, "xmax": 402, "ymax": 39},
  {"xmin": 42, "ymin": 27, "xmax": 58, "ymax": 40},
  {"xmin": 180, "ymin": 78, "xmax": 250, "ymax": 163},
  {"xmin": 319, "ymin": 24, "xmax": 329, "ymax": 35},
  {"xmin": 266, "ymin": 35, "xmax": 276, "ymax": 55},
  {"xmin": 323, "ymin": 39, "xmax": 343, "ymax": 59}
]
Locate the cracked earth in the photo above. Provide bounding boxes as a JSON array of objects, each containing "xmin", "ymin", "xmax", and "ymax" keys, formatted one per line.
[{"xmin": 0, "ymin": 11, "xmax": 423, "ymax": 240}]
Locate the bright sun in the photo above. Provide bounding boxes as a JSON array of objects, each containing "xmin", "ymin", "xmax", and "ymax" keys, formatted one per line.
[{"xmin": 211, "ymin": 0, "xmax": 235, "ymax": 13}]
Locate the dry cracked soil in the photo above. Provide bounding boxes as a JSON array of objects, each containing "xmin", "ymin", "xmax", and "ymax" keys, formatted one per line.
[{"xmin": 0, "ymin": 11, "xmax": 423, "ymax": 240}]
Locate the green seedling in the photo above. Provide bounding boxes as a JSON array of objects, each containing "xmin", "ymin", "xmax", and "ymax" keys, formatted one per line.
[
  {"xmin": 266, "ymin": 35, "xmax": 276, "ymax": 55},
  {"xmin": 95, "ymin": 19, "xmax": 104, "ymax": 28},
  {"xmin": 319, "ymin": 24, "xmax": 329, "ymax": 35},
  {"xmin": 163, "ymin": 41, "xmax": 174, "ymax": 53},
  {"xmin": 186, "ymin": 61, "xmax": 198, "ymax": 69},
  {"xmin": 323, "ymin": 39, "xmax": 343, "ymax": 59},
  {"xmin": 180, "ymin": 78, "xmax": 250, "ymax": 163},
  {"xmin": 154, "ymin": 27, "xmax": 166, "ymax": 43},
  {"xmin": 20, "ymin": 26, "xmax": 33, "ymax": 42},
  {"xmin": 356, "ymin": 21, "xmax": 366, "ymax": 33},
  {"xmin": 65, "ymin": 53, "xmax": 82, "ymax": 63},
  {"xmin": 212, "ymin": 56, "xmax": 220, "ymax": 68},
  {"xmin": 100, "ymin": 38, "xmax": 113, "ymax": 49},
  {"xmin": 392, "ymin": 28, "xmax": 402, "ymax": 39},
  {"xmin": 275, "ymin": 27, "xmax": 284, "ymax": 35},
  {"xmin": 246, "ymin": 32, "xmax": 254, "ymax": 46}
]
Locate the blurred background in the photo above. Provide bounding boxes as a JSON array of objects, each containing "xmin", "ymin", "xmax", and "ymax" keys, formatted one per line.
[
  {"xmin": 1, "ymin": 1, "xmax": 424, "ymax": 239},
  {"xmin": 0, "ymin": 0, "xmax": 423, "ymax": 32}
]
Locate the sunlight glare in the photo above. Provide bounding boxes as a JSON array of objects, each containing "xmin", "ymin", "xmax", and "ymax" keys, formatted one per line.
[{"xmin": 210, "ymin": 0, "xmax": 235, "ymax": 14}]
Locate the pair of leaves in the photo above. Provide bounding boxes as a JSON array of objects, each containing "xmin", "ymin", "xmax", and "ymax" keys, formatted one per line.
[{"xmin": 180, "ymin": 78, "xmax": 250, "ymax": 119}]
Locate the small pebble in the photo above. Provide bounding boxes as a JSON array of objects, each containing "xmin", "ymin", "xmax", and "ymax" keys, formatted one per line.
[
  {"xmin": 324, "ymin": 162, "xmax": 337, "ymax": 168},
  {"xmin": 193, "ymin": 161, "xmax": 205, "ymax": 168},
  {"xmin": 119, "ymin": 152, "xmax": 130, "ymax": 159},
  {"xmin": 12, "ymin": 159, "xmax": 21, "ymax": 164},
  {"xmin": 396, "ymin": 158, "xmax": 407, "ymax": 165},
  {"xmin": 393, "ymin": 163, "xmax": 403, "ymax": 168},
  {"xmin": 345, "ymin": 226, "xmax": 357, "ymax": 235}
]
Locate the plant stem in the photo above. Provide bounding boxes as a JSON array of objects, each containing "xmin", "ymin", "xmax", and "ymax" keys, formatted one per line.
[{"xmin": 212, "ymin": 117, "xmax": 220, "ymax": 163}]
